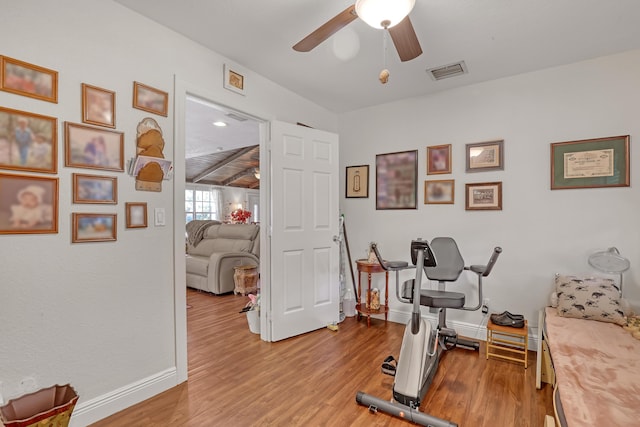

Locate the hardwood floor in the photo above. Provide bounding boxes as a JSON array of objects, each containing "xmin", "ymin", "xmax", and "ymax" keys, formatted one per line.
[{"xmin": 90, "ymin": 289, "xmax": 553, "ymax": 426}]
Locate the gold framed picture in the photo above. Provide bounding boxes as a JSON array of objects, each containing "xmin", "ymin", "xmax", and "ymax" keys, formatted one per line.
[
  {"xmin": 82, "ymin": 83, "xmax": 115, "ymax": 128},
  {"xmin": 425, "ymin": 179, "xmax": 454, "ymax": 204},
  {"xmin": 64, "ymin": 122, "xmax": 124, "ymax": 172},
  {"xmin": 0, "ymin": 55, "xmax": 58, "ymax": 103},
  {"xmin": 465, "ymin": 181, "xmax": 502, "ymax": 211},
  {"xmin": 427, "ymin": 144, "xmax": 451, "ymax": 175},
  {"xmin": 72, "ymin": 173, "xmax": 117, "ymax": 204},
  {"xmin": 0, "ymin": 173, "xmax": 58, "ymax": 234},
  {"xmin": 125, "ymin": 202, "xmax": 148, "ymax": 228},
  {"xmin": 72, "ymin": 213, "xmax": 117, "ymax": 243},
  {"xmin": 133, "ymin": 81, "xmax": 168, "ymax": 117}
]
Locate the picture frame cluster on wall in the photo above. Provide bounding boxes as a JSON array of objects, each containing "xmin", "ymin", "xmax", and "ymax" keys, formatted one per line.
[{"xmin": 0, "ymin": 53, "xmax": 162, "ymax": 237}]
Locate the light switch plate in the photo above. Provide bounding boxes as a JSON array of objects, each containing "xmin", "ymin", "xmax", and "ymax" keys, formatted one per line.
[{"xmin": 154, "ymin": 208, "xmax": 166, "ymax": 226}]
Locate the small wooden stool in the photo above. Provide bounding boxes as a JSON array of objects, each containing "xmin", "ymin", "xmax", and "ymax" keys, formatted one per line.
[{"xmin": 486, "ymin": 317, "xmax": 528, "ymax": 368}]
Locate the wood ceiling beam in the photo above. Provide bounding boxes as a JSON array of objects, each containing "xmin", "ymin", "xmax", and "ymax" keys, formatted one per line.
[
  {"xmin": 192, "ymin": 145, "xmax": 257, "ymax": 183},
  {"xmin": 221, "ymin": 167, "xmax": 257, "ymax": 186}
]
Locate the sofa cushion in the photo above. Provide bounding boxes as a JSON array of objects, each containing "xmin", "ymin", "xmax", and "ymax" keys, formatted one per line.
[
  {"xmin": 185, "ymin": 255, "xmax": 210, "ymax": 276},
  {"xmin": 217, "ymin": 224, "xmax": 259, "ymax": 240}
]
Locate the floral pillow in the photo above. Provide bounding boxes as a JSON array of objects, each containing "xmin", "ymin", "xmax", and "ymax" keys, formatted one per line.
[{"xmin": 555, "ymin": 274, "xmax": 626, "ymax": 325}]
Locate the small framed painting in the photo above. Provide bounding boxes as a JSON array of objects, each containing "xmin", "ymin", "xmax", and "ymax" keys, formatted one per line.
[
  {"xmin": 125, "ymin": 202, "xmax": 148, "ymax": 228},
  {"xmin": 425, "ymin": 179, "xmax": 455, "ymax": 204},
  {"xmin": 72, "ymin": 213, "xmax": 117, "ymax": 243},
  {"xmin": 223, "ymin": 63, "xmax": 246, "ymax": 95},
  {"xmin": 345, "ymin": 165, "xmax": 369, "ymax": 198},
  {"xmin": 0, "ymin": 106, "xmax": 57, "ymax": 173},
  {"xmin": 72, "ymin": 173, "xmax": 117, "ymax": 204},
  {"xmin": 64, "ymin": 122, "xmax": 124, "ymax": 172},
  {"xmin": 0, "ymin": 173, "xmax": 58, "ymax": 234},
  {"xmin": 465, "ymin": 181, "xmax": 502, "ymax": 211},
  {"xmin": 427, "ymin": 144, "xmax": 451, "ymax": 175},
  {"xmin": 0, "ymin": 55, "xmax": 58, "ymax": 103},
  {"xmin": 466, "ymin": 140, "xmax": 504, "ymax": 172},
  {"xmin": 133, "ymin": 81, "xmax": 168, "ymax": 117},
  {"xmin": 82, "ymin": 83, "xmax": 115, "ymax": 128}
]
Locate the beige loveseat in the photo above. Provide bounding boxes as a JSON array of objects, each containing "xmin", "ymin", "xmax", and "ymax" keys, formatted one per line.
[{"xmin": 186, "ymin": 222, "xmax": 259, "ymax": 295}]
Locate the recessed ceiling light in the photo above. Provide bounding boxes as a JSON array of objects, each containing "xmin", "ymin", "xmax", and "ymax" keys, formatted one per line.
[{"xmin": 213, "ymin": 121, "xmax": 227, "ymax": 127}]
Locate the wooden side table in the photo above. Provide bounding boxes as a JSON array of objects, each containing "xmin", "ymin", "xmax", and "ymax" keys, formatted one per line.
[
  {"xmin": 355, "ymin": 259, "xmax": 389, "ymax": 327},
  {"xmin": 486, "ymin": 317, "xmax": 528, "ymax": 368}
]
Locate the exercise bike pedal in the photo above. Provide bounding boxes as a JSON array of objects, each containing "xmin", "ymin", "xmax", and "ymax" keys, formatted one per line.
[{"xmin": 381, "ymin": 355, "xmax": 397, "ymax": 376}]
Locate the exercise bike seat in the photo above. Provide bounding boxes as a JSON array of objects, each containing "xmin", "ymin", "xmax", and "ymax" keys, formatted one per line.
[{"xmin": 401, "ymin": 281, "xmax": 466, "ymax": 309}]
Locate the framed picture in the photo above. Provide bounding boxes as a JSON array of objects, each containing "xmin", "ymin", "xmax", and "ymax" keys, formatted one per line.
[
  {"xmin": 133, "ymin": 81, "xmax": 168, "ymax": 117},
  {"xmin": 345, "ymin": 165, "xmax": 369, "ymax": 198},
  {"xmin": 223, "ymin": 64, "xmax": 245, "ymax": 95},
  {"xmin": 427, "ymin": 144, "xmax": 451, "ymax": 175},
  {"xmin": 72, "ymin": 213, "xmax": 117, "ymax": 243},
  {"xmin": 64, "ymin": 122, "xmax": 124, "ymax": 172},
  {"xmin": 82, "ymin": 83, "xmax": 115, "ymax": 128},
  {"xmin": 72, "ymin": 173, "xmax": 117, "ymax": 204},
  {"xmin": 550, "ymin": 135, "xmax": 630, "ymax": 190},
  {"xmin": 0, "ymin": 55, "xmax": 58, "ymax": 103},
  {"xmin": 466, "ymin": 140, "xmax": 504, "ymax": 172},
  {"xmin": 465, "ymin": 181, "xmax": 502, "ymax": 211},
  {"xmin": 425, "ymin": 179, "xmax": 455, "ymax": 204},
  {"xmin": 0, "ymin": 106, "xmax": 57, "ymax": 173},
  {"xmin": 376, "ymin": 150, "xmax": 418, "ymax": 210},
  {"xmin": 125, "ymin": 202, "xmax": 147, "ymax": 228},
  {"xmin": 0, "ymin": 173, "xmax": 58, "ymax": 234}
]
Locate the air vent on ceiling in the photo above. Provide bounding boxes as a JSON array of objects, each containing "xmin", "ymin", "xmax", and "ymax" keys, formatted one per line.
[
  {"xmin": 226, "ymin": 112, "xmax": 248, "ymax": 122},
  {"xmin": 427, "ymin": 61, "xmax": 467, "ymax": 81}
]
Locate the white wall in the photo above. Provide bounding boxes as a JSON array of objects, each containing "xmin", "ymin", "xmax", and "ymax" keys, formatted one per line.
[
  {"xmin": 339, "ymin": 49, "xmax": 640, "ymax": 331},
  {"xmin": 0, "ymin": 1, "xmax": 336, "ymax": 425}
]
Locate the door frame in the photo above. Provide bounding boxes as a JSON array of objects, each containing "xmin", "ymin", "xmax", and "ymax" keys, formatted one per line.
[{"xmin": 173, "ymin": 77, "xmax": 272, "ymax": 382}]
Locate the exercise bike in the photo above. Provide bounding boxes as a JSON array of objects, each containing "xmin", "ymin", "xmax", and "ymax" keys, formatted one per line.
[{"xmin": 356, "ymin": 237, "xmax": 501, "ymax": 426}]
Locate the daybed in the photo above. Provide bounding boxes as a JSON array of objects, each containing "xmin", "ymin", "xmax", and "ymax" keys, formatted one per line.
[
  {"xmin": 536, "ymin": 275, "xmax": 640, "ymax": 427},
  {"xmin": 185, "ymin": 221, "xmax": 259, "ymax": 295}
]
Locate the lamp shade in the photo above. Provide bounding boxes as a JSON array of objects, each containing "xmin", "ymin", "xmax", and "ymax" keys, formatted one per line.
[{"xmin": 355, "ymin": 0, "xmax": 416, "ymax": 29}]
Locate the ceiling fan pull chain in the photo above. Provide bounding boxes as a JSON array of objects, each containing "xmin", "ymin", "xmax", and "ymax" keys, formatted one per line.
[{"xmin": 379, "ymin": 29, "xmax": 390, "ymax": 84}]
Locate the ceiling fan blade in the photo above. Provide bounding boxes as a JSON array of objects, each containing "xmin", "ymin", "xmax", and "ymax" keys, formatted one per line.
[
  {"xmin": 388, "ymin": 15, "xmax": 422, "ymax": 62},
  {"xmin": 293, "ymin": 5, "xmax": 357, "ymax": 52}
]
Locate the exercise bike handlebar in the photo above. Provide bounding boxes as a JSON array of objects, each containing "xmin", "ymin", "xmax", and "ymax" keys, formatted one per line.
[{"xmin": 466, "ymin": 246, "xmax": 502, "ymax": 277}]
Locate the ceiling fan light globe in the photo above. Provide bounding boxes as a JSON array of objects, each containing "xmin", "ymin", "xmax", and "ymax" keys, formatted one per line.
[{"xmin": 355, "ymin": 0, "xmax": 415, "ymax": 29}]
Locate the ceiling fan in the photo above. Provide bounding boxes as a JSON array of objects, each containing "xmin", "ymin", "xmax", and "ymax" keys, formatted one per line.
[{"xmin": 293, "ymin": 0, "xmax": 422, "ymax": 62}]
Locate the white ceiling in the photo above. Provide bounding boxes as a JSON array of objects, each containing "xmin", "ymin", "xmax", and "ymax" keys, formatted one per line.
[{"xmin": 116, "ymin": 0, "xmax": 640, "ymax": 114}]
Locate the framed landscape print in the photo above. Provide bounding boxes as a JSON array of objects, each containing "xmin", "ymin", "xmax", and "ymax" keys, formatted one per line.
[
  {"xmin": 465, "ymin": 181, "xmax": 502, "ymax": 211},
  {"xmin": 345, "ymin": 165, "xmax": 369, "ymax": 198},
  {"xmin": 376, "ymin": 150, "xmax": 418, "ymax": 210},
  {"xmin": 72, "ymin": 213, "xmax": 117, "ymax": 243},
  {"xmin": 72, "ymin": 173, "xmax": 117, "ymax": 204},
  {"xmin": 427, "ymin": 144, "xmax": 451, "ymax": 175},
  {"xmin": 0, "ymin": 173, "xmax": 58, "ymax": 234},
  {"xmin": 223, "ymin": 63, "xmax": 246, "ymax": 95},
  {"xmin": 0, "ymin": 107, "xmax": 57, "ymax": 173},
  {"xmin": 466, "ymin": 140, "xmax": 504, "ymax": 172},
  {"xmin": 133, "ymin": 81, "xmax": 168, "ymax": 117},
  {"xmin": 425, "ymin": 179, "xmax": 455, "ymax": 204},
  {"xmin": 64, "ymin": 122, "xmax": 124, "ymax": 172},
  {"xmin": 82, "ymin": 83, "xmax": 115, "ymax": 128},
  {"xmin": 0, "ymin": 55, "xmax": 58, "ymax": 103},
  {"xmin": 550, "ymin": 135, "xmax": 629, "ymax": 190}
]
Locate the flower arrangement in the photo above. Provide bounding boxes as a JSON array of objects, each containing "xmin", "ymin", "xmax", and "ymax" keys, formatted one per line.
[{"xmin": 231, "ymin": 208, "xmax": 252, "ymax": 224}]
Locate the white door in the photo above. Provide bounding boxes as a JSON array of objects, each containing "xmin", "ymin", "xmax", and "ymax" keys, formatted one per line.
[{"xmin": 269, "ymin": 121, "xmax": 340, "ymax": 341}]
